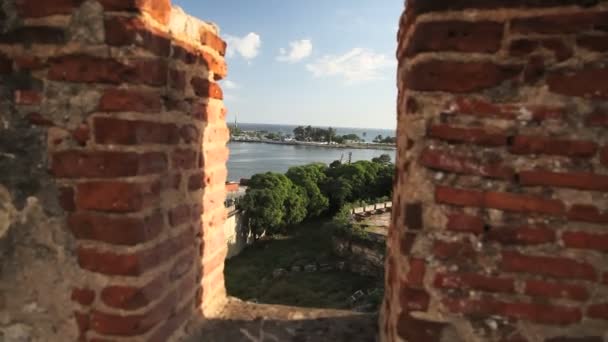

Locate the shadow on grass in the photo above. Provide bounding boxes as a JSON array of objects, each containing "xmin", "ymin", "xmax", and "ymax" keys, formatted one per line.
[{"xmin": 224, "ymin": 219, "xmax": 382, "ymax": 309}]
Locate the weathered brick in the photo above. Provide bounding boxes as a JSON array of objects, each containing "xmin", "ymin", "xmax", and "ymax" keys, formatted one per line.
[
  {"xmin": 587, "ymin": 303, "xmax": 608, "ymax": 320},
  {"xmin": 547, "ymin": 336, "xmax": 603, "ymax": 342},
  {"xmin": 78, "ymin": 227, "xmax": 192, "ymax": 276},
  {"xmin": 191, "ymin": 77, "xmax": 223, "ymax": 99},
  {"xmin": 511, "ymin": 12, "xmax": 608, "ymax": 35},
  {"xmin": 451, "ymin": 97, "xmax": 562, "ymax": 121},
  {"xmin": 400, "ymin": 287, "xmax": 430, "ymax": 312},
  {"xmin": 180, "ymin": 124, "xmax": 200, "ymax": 144},
  {"xmin": 94, "ymin": 117, "xmax": 179, "ymax": 145},
  {"xmin": 0, "ymin": 54, "xmax": 12, "ymax": 74},
  {"xmin": 432, "ymin": 240, "xmax": 475, "ymax": 261},
  {"xmin": 58, "ymin": 187, "xmax": 76, "ymax": 212},
  {"xmin": 14, "ymin": 90, "xmax": 42, "ymax": 105},
  {"xmin": 201, "ymin": 51, "xmax": 228, "ymax": 80},
  {"xmin": 486, "ymin": 225, "xmax": 555, "ymax": 245},
  {"xmin": 525, "ymin": 279, "xmax": 589, "ymax": 301},
  {"xmin": 443, "ymin": 297, "xmax": 582, "ymax": 325},
  {"xmin": 397, "ymin": 313, "xmax": 448, "ymax": 342},
  {"xmin": 26, "ymin": 112, "xmax": 54, "ymax": 126},
  {"xmin": 519, "ymin": 170, "xmax": 608, "ymax": 192},
  {"xmin": 404, "ymin": 203, "xmax": 423, "ymax": 230},
  {"xmin": 131, "ymin": 59, "xmax": 168, "ymax": 86},
  {"xmin": 578, "ymin": 34, "xmax": 608, "ymax": 53},
  {"xmin": 501, "ymin": 251, "xmax": 597, "ymax": 281},
  {"xmin": 71, "ymin": 124, "xmax": 90, "ymax": 146},
  {"xmin": 434, "ymin": 273, "xmax": 515, "ymax": 293},
  {"xmin": 509, "ymin": 38, "xmax": 572, "ymax": 61},
  {"xmin": 74, "ymin": 311, "xmax": 90, "ymax": 336},
  {"xmin": 547, "ymin": 67, "xmax": 608, "ymax": 99},
  {"xmin": 104, "ymin": 16, "xmax": 171, "ymax": 57},
  {"xmin": 98, "ymin": 88, "xmax": 162, "ymax": 113},
  {"xmin": 52, "ymin": 151, "xmax": 167, "ymax": 178},
  {"xmin": 446, "ymin": 213, "xmax": 484, "ymax": 234},
  {"xmin": 172, "ymin": 149, "xmax": 198, "ymax": 170},
  {"xmin": 509, "ymin": 136, "xmax": 598, "ymax": 158},
  {"xmin": 0, "ymin": 26, "xmax": 65, "ymax": 44},
  {"xmin": 401, "ymin": 233, "xmax": 417, "ymax": 255},
  {"xmin": 200, "ymin": 30, "xmax": 227, "ymax": 56},
  {"xmin": 436, "ymin": 186, "xmax": 484, "ymax": 208},
  {"xmin": 68, "ymin": 211, "xmax": 163, "ymax": 246},
  {"xmin": 99, "ymin": 0, "xmax": 172, "ymax": 25},
  {"xmin": 169, "ymin": 69, "xmax": 186, "ymax": 91},
  {"xmin": 601, "ymin": 146, "xmax": 608, "ymax": 167},
  {"xmin": 407, "ymin": 60, "xmax": 521, "ymax": 93},
  {"xmin": 188, "ymin": 172, "xmax": 203, "ymax": 191},
  {"xmin": 420, "ymin": 148, "xmax": 513, "ymax": 180},
  {"xmin": 406, "ymin": 258, "xmax": 425, "ymax": 288},
  {"xmin": 16, "ymin": 0, "xmax": 84, "ymax": 17},
  {"xmin": 567, "ymin": 204, "xmax": 608, "ymax": 224},
  {"xmin": 101, "ymin": 272, "xmax": 168, "ymax": 310},
  {"xmin": 71, "ymin": 288, "xmax": 95, "ymax": 306},
  {"xmin": 563, "ymin": 231, "xmax": 608, "ymax": 253},
  {"xmin": 406, "ymin": 0, "xmax": 604, "ymax": 15},
  {"xmin": 428, "ymin": 125, "xmax": 507, "ymax": 147},
  {"xmin": 586, "ymin": 112, "xmax": 608, "ymax": 127},
  {"xmin": 406, "ymin": 20, "xmax": 503, "ymax": 56},
  {"xmin": 76, "ymin": 181, "xmax": 160, "ymax": 212},
  {"xmin": 172, "ymin": 44, "xmax": 198, "ymax": 64},
  {"xmin": 48, "ymin": 55, "xmax": 132, "ymax": 84},
  {"xmin": 169, "ymin": 204, "xmax": 191, "ymax": 227}
]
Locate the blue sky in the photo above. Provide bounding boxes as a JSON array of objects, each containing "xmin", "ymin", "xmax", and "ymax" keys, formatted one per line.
[{"xmin": 173, "ymin": 0, "xmax": 403, "ymax": 129}]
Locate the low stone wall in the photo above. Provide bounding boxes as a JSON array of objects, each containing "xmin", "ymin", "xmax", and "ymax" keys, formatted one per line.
[{"xmin": 223, "ymin": 208, "xmax": 254, "ymax": 259}]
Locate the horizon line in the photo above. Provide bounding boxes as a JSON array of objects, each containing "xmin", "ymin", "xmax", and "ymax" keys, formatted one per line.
[{"xmin": 230, "ymin": 121, "xmax": 396, "ymax": 131}]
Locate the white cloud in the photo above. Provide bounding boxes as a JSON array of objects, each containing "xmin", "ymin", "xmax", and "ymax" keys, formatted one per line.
[
  {"xmin": 306, "ymin": 48, "xmax": 395, "ymax": 84},
  {"xmin": 225, "ymin": 33, "xmax": 261, "ymax": 60},
  {"xmin": 277, "ymin": 39, "xmax": 313, "ymax": 63},
  {"xmin": 223, "ymin": 80, "xmax": 239, "ymax": 89}
]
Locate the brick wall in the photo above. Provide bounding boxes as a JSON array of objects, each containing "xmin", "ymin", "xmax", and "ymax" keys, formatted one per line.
[
  {"xmin": 0, "ymin": 0, "xmax": 229, "ymax": 340},
  {"xmin": 383, "ymin": 1, "xmax": 608, "ymax": 341}
]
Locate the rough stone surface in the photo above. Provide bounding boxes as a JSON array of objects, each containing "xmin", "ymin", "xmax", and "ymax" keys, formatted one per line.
[{"xmin": 184, "ymin": 299, "xmax": 377, "ymax": 342}]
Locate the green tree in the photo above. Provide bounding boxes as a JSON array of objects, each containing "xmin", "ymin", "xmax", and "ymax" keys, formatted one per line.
[
  {"xmin": 240, "ymin": 188, "xmax": 283, "ymax": 240},
  {"xmin": 286, "ymin": 164, "xmax": 330, "ymax": 217},
  {"xmin": 372, "ymin": 154, "xmax": 392, "ymax": 164}
]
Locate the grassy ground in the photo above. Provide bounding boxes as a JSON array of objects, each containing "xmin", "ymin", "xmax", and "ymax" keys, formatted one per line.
[{"xmin": 224, "ymin": 219, "xmax": 382, "ymax": 309}]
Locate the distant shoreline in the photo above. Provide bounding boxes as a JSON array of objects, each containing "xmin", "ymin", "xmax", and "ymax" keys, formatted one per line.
[{"xmin": 230, "ymin": 138, "xmax": 397, "ymax": 151}]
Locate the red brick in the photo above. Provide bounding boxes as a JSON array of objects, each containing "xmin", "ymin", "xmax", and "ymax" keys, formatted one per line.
[
  {"xmin": 603, "ymin": 273, "xmax": 608, "ymax": 285},
  {"xmin": 436, "ymin": 186, "xmax": 484, "ymax": 207},
  {"xmin": 443, "ymin": 297, "xmax": 582, "ymax": 325},
  {"xmin": 511, "ymin": 12, "xmax": 608, "ymax": 35},
  {"xmin": 525, "ymin": 279, "xmax": 589, "ymax": 301},
  {"xmin": 172, "ymin": 149, "xmax": 198, "ymax": 170},
  {"xmin": 74, "ymin": 311, "xmax": 90, "ymax": 336},
  {"xmin": 201, "ymin": 51, "xmax": 228, "ymax": 80},
  {"xmin": 71, "ymin": 124, "xmax": 90, "ymax": 146},
  {"xmin": 407, "ymin": 1, "xmax": 599, "ymax": 15},
  {"xmin": 76, "ymin": 181, "xmax": 160, "ymax": 213},
  {"xmin": 434, "ymin": 273, "xmax": 515, "ymax": 293},
  {"xmin": 169, "ymin": 204, "xmax": 191, "ymax": 227},
  {"xmin": 501, "ymin": 251, "xmax": 597, "ymax": 281},
  {"xmin": 578, "ymin": 34, "xmax": 608, "ymax": 53},
  {"xmin": 420, "ymin": 148, "xmax": 513, "ymax": 180},
  {"xmin": 602, "ymin": 146, "xmax": 608, "ymax": 167},
  {"xmin": 0, "ymin": 26, "xmax": 65, "ymax": 44},
  {"xmin": 188, "ymin": 172, "xmax": 203, "ymax": 191},
  {"xmin": 131, "ymin": 59, "xmax": 168, "ymax": 87},
  {"xmin": 567, "ymin": 205, "xmax": 608, "ymax": 224},
  {"xmin": 94, "ymin": 117, "xmax": 179, "ymax": 145},
  {"xmin": 14, "ymin": 90, "xmax": 42, "ymax": 105},
  {"xmin": 587, "ymin": 303, "xmax": 608, "ymax": 320},
  {"xmin": 99, "ymin": 0, "xmax": 172, "ymax": 25},
  {"xmin": 451, "ymin": 97, "xmax": 562, "ymax": 121},
  {"xmin": 16, "ymin": 0, "xmax": 84, "ymax": 17},
  {"xmin": 169, "ymin": 69, "xmax": 186, "ymax": 91},
  {"xmin": 486, "ymin": 225, "xmax": 555, "ymax": 245},
  {"xmin": 191, "ymin": 77, "xmax": 223, "ymax": 99},
  {"xmin": 48, "ymin": 55, "xmax": 132, "ymax": 84},
  {"xmin": 58, "ymin": 187, "xmax": 75, "ymax": 212},
  {"xmin": 428, "ymin": 125, "xmax": 507, "ymax": 147},
  {"xmin": 563, "ymin": 231, "xmax": 608, "ymax": 253},
  {"xmin": 200, "ymin": 30, "xmax": 227, "ymax": 56},
  {"xmin": 519, "ymin": 170, "xmax": 608, "ymax": 192},
  {"xmin": 446, "ymin": 213, "xmax": 484, "ymax": 234},
  {"xmin": 0, "ymin": 54, "xmax": 12, "ymax": 74},
  {"xmin": 172, "ymin": 44, "xmax": 198, "ymax": 64},
  {"xmin": 26, "ymin": 112, "xmax": 54, "ymax": 126},
  {"xmin": 68, "ymin": 211, "xmax": 163, "ymax": 246},
  {"xmin": 586, "ymin": 112, "xmax": 608, "ymax": 127},
  {"xmin": 400, "ymin": 287, "xmax": 430, "ymax": 312},
  {"xmin": 104, "ymin": 16, "xmax": 171, "ymax": 57},
  {"xmin": 547, "ymin": 67, "xmax": 608, "ymax": 99},
  {"xmin": 406, "ymin": 21, "xmax": 503, "ymax": 56},
  {"xmin": 405, "ymin": 203, "xmax": 423, "ymax": 230},
  {"xmin": 52, "ymin": 151, "xmax": 167, "ymax": 178},
  {"xmin": 432, "ymin": 240, "xmax": 475, "ymax": 261},
  {"xmin": 407, "ymin": 60, "xmax": 521, "ymax": 93},
  {"xmin": 510, "ymin": 38, "xmax": 573, "ymax": 61},
  {"xmin": 541, "ymin": 39, "xmax": 574, "ymax": 62},
  {"xmin": 180, "ymin": 125, "xmax": 200, "ymax": 144},
  {"xmin": 71, "ymin": 288, "xmax": 95, "ymax": 306},
  {"xmin": 397, "ymin": 314, "xmax": 448, "ymax": 342},
  {"xmin": 547, "ymin": 336, "xmax": 603, "ymax": 342},
  {"xmin": 98, "ymin": 88, "xmax": 162, "ymax": 113},
  {"xmin": 101, "ymin": 272, "xmax": 168, "ymax": 310},
  {"xmin": 509, "ymin": 136, "xmax": 598, "ymax": 158},
  {"xmin": 401, "ymin": 233, "xmax": 417, "ymax": 255},
  {"xmin": 78, "ymin": 227, "xmax": 192, "ymax": 276},
  {"xmin": 90, "ymin": 290, "xmax": 176, "ymax": 336},
  {"xmin": 14, "ymin": 56, "xmax": 45, "ymax": 70},
  {"xmin": 406, "ymin": 259, "xmax": 425, "ymax": 288}
]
